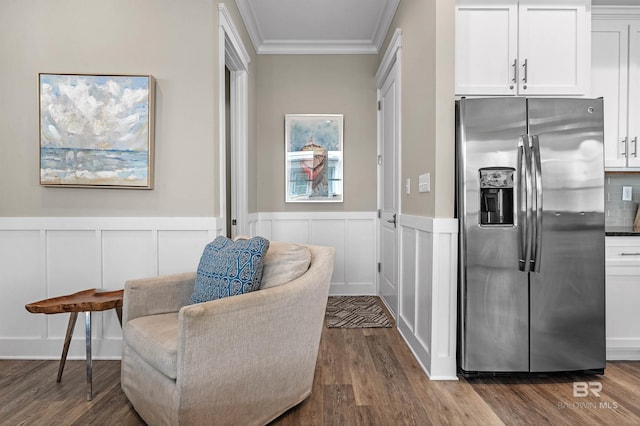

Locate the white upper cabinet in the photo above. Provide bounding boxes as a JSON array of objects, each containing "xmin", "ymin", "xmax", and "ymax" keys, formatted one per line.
[
  {"xmin": 628, "ymin": 24, "xmax": 640, "ymax": 168},
  {"xmin": 455, "ymin": 0, "xmax": 590, "ymax": 96},
  {"xmin": 592, "ymin": 21, "xmax": 630, "ymax": 169},
  {"xmin": 592, "ymin": 8, "xmax": 640, "ymax": 170},
  {"xmin": 455, "ymin": 1, "xmax": 518, "ymax": 95}
]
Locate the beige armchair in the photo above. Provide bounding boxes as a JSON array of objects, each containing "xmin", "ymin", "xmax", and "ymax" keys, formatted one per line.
[{"xmin": 121, "ymin": 242, "xmax": 335, "ymax": 425}]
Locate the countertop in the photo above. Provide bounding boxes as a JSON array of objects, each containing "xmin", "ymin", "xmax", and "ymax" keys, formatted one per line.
[{"xmin": 606, "ymin": 226, "xmax": 640, "ymax": 237}]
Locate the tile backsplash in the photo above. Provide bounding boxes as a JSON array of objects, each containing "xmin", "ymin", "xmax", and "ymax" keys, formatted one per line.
[{"xmin": 605, "ymin": 173, "xmax": 640, "ymax": 226}]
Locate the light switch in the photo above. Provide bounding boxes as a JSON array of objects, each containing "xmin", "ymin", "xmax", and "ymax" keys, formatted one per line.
[
  {"xmin": 419, "ymin": 173, "xmax": 430, "ymax": 193},
  {"xmin": 623, "ymin": 186, "xmax": 633, "ymax": 201}
]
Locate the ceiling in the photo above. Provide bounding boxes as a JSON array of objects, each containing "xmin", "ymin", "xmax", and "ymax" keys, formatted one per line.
[{"xmin": 235, "ymin": 0, "xmax": 400, "ymax": 54}]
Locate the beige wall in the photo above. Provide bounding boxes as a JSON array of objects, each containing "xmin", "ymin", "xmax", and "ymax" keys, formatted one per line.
[
  {"xmin": 248, "ymin": 47, "xmax": 259, "ymax": 214},
  {"xmin": 1, "ymin": 0, "xmax": 453, "ymax": 219},
  {"xmin": 255, "ymin": 55, "xmax": 378, "ymax": 212},
  {"xmin": 380, "ymin": 0, "xmax": 455, "ymax": 218},
  {"xmin": 0, "ymin": 0, "xmax": 256, "ymax": 218}
]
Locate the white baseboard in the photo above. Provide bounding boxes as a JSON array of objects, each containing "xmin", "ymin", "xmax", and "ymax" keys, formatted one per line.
[
  {"xmin": 329, "ymin": 284, "xmax": 377, "ymax": 296},
  {"xmin": 0, "ymin": 338, "xmax": 122, "ymax": 360},
  {"xmin": 607, "ymin": 338, "xmax": 640, "ymax": 361}
]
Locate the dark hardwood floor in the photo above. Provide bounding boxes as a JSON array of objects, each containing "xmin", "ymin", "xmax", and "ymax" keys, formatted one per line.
[{"xmin": 2, "ymin": 324, "xmax": 639, "ymax": 425}]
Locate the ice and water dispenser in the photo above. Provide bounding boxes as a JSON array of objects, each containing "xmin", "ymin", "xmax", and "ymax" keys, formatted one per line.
[{"xmin": 479, "ymin": 168, "xmax": 514, "ymax": 226}]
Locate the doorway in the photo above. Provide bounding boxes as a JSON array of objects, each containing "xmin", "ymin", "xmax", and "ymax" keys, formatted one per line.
[
  {"xmin": 219, "ymin": 5, "xmax": 250, "ymax": 238},
  {"xmin": 225, "ymin": 67, "xmax": 232, "ymax": 237},
  {"xmin": 377, "ymin": 30, "xmax": 402, "ymax": 316}
]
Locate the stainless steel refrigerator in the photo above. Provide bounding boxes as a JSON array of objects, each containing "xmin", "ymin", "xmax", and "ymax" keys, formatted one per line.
[{"xmin": 455, "ymin": 97, "xmax": 606, "ymax": 374}]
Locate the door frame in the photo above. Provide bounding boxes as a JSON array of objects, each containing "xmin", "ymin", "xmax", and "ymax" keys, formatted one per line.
[
  {"xmin": 218, "ymin": 4, "xmax": 250, "ymax": 237},
  {"xmin": 376, "ymin": 29, "xmax": 402, "ymax": 303}
]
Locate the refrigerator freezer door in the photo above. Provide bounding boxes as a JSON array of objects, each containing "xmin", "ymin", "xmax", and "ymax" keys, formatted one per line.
[
  {"xmin": 457, "ymin": 98, "xmax": 529, "ymax": 372},
  {"xmin": 527, "ymin": 98, "xmax": 606, "ymax": 372}
]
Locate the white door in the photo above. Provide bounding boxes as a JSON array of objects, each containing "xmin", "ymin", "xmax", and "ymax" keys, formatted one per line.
[
  {"xmin": 455, "ymin": 0, "xmax": 518, "ymax": 96},
  {"xmin": 518, "ymin": 0, "xmax": 588, "ymax": 95},
  {"xmin": 591, "ymin": 21, "xmax": 629, "ymax": 169},
  {"xmin": 627, "ymin": 24, "xmax": 640, "ymax": 168},
  {"xmin": 379, "ymin": 60, "xmax": 400, "ymax": 316}
]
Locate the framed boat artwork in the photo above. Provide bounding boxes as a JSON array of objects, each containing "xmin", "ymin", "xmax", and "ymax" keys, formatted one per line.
[
  {"xmin": 285, "ymin": 114, "xmax": 343, "ymax": 203},
  {"xmin": 39, "ymin": 73, "xmax": 155, "ymax": 188}
]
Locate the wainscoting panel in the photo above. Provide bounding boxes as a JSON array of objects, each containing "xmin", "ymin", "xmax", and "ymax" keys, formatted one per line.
[
  {"xmin": 248, "ymin": 212, "xmax": 377, "ymax": 295},
  {"xmin": 310, "ymin": 219, "xmax": 346, "ymax": 285},
  {"xmin": 0, "ymin": 230, "xmax": 44, "ymax": 340},
  {"xmin": 157, "ymin": 230, "xmax": 215, "ymax": 275},
  {"xmin": 0, "ymin": 217, "xmax": 222, "ymax": 360},
  {"xmin": 102, "ymin": 230, "xmax": 157, "ymax": 339},
  {"xmin": 271, "ymin": 219, "xmax": 310, "ymax": 244},
  {"xmin": 396, "ymin": 215, "xmax": 459, "ymax": 380},
  {"xmin": 400, "ymin": 226, "xmax": 417, "ymax": 334},
  {"xmin": 102, "ymin": 231, "xmax": 157, "ymax": 290},
  {"xmin": 346, "ymin": 219, "xmax": 376, "ymax": 288},
  {"xmin": 46, "ymin": 230, "xmax": 100, "ymax": 340}
]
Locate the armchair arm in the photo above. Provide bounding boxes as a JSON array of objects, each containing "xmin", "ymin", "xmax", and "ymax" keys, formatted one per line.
[{"xmin": 123, "ymin": 272, "xmax": 196, "ymax": 324}]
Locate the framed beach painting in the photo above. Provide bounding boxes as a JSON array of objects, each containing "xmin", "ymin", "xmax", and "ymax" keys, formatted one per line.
[
  {"xmin": 39, "ymin": 73, "xmax": 155, "ymax": 188},
  {"xmin": 285, "ymin": 114, "xmax": 344, "ymax": 203}
]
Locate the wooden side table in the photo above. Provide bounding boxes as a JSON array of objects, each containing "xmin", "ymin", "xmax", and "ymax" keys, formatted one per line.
[{"xmin": 25, "ymin": 289, "xmax": 124, "ymax": 401}]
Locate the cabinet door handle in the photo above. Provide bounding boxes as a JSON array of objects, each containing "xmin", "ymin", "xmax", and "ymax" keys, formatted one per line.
[
  {"xmin": 522, "ymin": 58, "xmax": 528, "ymax": 89},
  {"xmin": 622, "ymin": 137, "xmax": 628, "ymax": 157},
  {"xmin": 510, "ymin": 59, "xmax": 517, "ymax": 89},
  {"xmin": 620, "ymin": 252, "xmax": 640, "ymax": 256},
  {"xmin": 633, "ymin": 137, "xmax": 638, "ymax": 157}
]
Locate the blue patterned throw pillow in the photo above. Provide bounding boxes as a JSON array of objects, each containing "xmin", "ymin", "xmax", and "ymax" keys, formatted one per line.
[{"xmin": 189, "ymin": 236, "xmax": 270, "ymax": 305}]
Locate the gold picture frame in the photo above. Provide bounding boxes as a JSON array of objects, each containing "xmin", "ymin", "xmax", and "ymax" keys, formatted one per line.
[{"xmin": 39, "ymin": 73, "xmax": 155, "ymax": 189}]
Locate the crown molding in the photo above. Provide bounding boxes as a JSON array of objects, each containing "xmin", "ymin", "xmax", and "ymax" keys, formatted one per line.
[
  {"xmin": 372, "ymin": 0, "xmax": 400, "ymax": 52},
  {"xmin": 257, "ymin": 40, "xmax": 379, "ymax": 55},
  {"xmin": 234, "ymin": 0, "xmax": 263, "ymax": 56}
]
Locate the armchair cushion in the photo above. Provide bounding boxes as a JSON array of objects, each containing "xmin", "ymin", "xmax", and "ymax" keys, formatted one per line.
[
  {"xmin": 260, "ymin": 242, "xmax": 311, "ymax": 289},
  {"xmin": 189, "ymin": 236, "xmax": 269, "ymax": 304},
  {"xmin": 126, "ymin": 312, "xmax": 179, "ymax": 379}
]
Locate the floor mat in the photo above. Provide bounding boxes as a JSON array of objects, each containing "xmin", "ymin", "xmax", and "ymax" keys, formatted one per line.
[{"xmin": 325, "ymin": 296, "xmax": 393, "ymax": 328}]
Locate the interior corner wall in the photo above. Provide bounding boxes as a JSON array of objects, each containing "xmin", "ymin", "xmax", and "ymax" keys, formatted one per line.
[
  {"xmin": 0, "ymin": 0, "xmax": 219, "ymax": 217},
  {"xmin": 375, "ymin": 0, "xmax": 459, "ymax": 380},
  {"xmin": 433, "ymin": 0, "xmax": 456, "ymax": 219},
  {"xmin": 255, "ymin": 55, "xmax": 378, "ymax": 213},
  {"xmin": 379, "ymin": 0, "xmax": 456, "ymax": 219}
]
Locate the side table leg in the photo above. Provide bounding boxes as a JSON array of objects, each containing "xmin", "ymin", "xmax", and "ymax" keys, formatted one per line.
[
  {"xmin": 115, "ymin": 306, "xmax": 123, "ymax": 327},
  {"xmin": 85, "ymin": 311, "xmax": 92, "ymax": 401},
  {"xmin": 57, "ymin": 312, "xmax": 78, "ymax": 382}
]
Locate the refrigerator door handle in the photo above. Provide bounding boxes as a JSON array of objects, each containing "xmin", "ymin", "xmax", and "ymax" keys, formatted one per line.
[
  {"xmin": 530, "ymin": 135, "xmax": 543, "ymax": 273},
  {"xmin": 518, "ymin": 136, "xmax": 532, "ymax": 272}
]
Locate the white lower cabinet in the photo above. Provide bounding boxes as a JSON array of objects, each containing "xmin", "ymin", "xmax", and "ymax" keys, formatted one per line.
[{"xmin": 605, "ymin": 237, "xmax": 640, "ymax": 360}]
